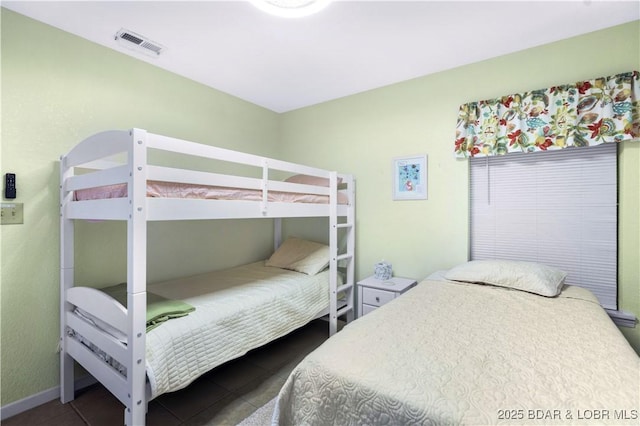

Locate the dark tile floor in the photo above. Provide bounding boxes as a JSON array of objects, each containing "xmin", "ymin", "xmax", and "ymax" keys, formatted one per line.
[{"xmin": 4, "ymin": 320, "xmax": 331, "ymax": 426}]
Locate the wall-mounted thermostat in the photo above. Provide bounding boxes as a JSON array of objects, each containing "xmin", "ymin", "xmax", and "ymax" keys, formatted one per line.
[{"xmin": 5, "ymin": 173, "xmax": 16, "ymax": 199}]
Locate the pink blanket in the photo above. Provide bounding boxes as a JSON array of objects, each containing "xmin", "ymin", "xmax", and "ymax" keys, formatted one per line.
[{"xmin": 74, "ymin": 181, "xmax": 347, "ymax": 204}]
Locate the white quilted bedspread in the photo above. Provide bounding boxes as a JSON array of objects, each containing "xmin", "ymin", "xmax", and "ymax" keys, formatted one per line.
[
  {"xmin": 145, "ymin": 261, "xmax": 329, "ymax": 398},
  {"xmin": 275, "ymin": 279, "xmax": 640, "ymax": 425}
]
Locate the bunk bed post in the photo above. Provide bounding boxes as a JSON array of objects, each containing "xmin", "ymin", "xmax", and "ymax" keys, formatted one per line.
[
  {"xmin": 60, "ymin": 155, "xmax": 75, "ymax": 403},
  {"xmin": 274, "ymin": 218, "xmax": 282, "ymax": 250},
  {"xmin": 328, "ymin": 172, "xmax": 337, "ymax": 335},
  {"xmin": 344, "ymin": 175, "xmax": 356, "ymax": 323},
  {"xmin": 125, "ymin": 128, "xmax": 148, "ymax": 426}
]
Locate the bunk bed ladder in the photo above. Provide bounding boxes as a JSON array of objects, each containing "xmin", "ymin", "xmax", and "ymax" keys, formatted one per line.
[{"xmin": 329, "ymin": 173, "xmax": 355, "ymax": 336}]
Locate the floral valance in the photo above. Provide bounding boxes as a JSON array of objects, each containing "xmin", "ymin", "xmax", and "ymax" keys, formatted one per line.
[{"xmin": 454, "ymin": 71, "xmax": 639, "ymax": 158}]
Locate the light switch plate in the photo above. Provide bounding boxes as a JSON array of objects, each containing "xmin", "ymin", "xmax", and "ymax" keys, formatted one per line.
[{"xmin": 1, "ymin": 203, "xmax": 23, "ymax": 224}]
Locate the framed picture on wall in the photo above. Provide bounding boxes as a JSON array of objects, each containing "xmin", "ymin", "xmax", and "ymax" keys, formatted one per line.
[{"xmin": 392, "ymin": 154, "xmax": 427, "ymax": 200}]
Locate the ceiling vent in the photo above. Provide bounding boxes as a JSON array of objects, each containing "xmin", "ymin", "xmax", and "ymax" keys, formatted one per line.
[{"xmin": 115, "ymin": 28, "xmax": 165, "ymax": 57}]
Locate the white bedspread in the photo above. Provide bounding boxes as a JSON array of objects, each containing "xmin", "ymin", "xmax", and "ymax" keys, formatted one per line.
[
  {"xmin": 144, "ymin": 261, "xmax": 330, "ymax": 398},
  {"xmin": 275, "ymin": 279, "xmax": 640, "ymax": 425}
]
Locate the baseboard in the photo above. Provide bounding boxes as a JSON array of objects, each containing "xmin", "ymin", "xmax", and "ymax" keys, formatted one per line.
[{"xmin": 0, "ymin": 375, "xmax": 97, "ymax": 421}]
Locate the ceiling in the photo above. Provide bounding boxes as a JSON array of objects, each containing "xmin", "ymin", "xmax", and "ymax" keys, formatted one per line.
[{"xmin": 3, "ymin": 1, "xmax": 639, "ymax": 112}]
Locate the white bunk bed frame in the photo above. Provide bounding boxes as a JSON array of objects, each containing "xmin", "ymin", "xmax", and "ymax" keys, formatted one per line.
[{"xmin": 59, "ymin": 128, "xmax": 355, "ymax": 425}]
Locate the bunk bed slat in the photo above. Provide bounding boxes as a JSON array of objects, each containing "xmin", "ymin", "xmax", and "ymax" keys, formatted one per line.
[
  {"xmin": 336, "ymin": 283, "xmax": 354, "ymax": 294},
  {"xmin": 65, "ymin": 165, "xmax": 129, "ymax": 192},
  {"xmin": 66, "ymin": 287, "xmax": 128, "ymax": 334},
  {"xmin": 145, "ymin": 198, "xmax": 267, "ymax": 220},
  {"xmin": 76, "ymin": 159, "xmax": 124, "ymax": 171},
  {"xmin": 66, "ymin": 312, "xmax": 128, "ymax": 367},
  {"xmin": 336, "ymin": 253, "xmax": 353, "ymax": 261},
  {"xmin": 66, "ymin": 198, "xmax": 130, "ymax": 220},
  {"xmin": 145, "ymin": 198, "xmax": 348, "ymax": 221},
  {"xmin": 66, "ymin": 337, "xmax": 129, "ymax": 405},
  {"xmin": 147, "ymin": 165, "xmax": 263, "ymax": 190},
  {"xmin": 265, "ymin": 201, "xmax": 349, "ymax": 218},
  {"xmin": 336, "ymin": 305, "xmax": 353, "ymax": 318}
]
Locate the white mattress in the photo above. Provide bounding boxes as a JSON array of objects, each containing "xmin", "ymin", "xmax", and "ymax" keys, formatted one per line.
[
  {"xmin": 275, "ymin": 278, "xmax": 640, "ymax": 425},
  {"xmin": 141, "ymin": 261, "xmax": 331, "ymax": 398},
  {"xmin": 74, "ymin": 180, "xmax": 348, "ymax": 204}
]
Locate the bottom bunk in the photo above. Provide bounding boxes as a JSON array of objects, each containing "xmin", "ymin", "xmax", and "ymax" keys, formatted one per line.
[{"xmin": 61, "ymin": 240, "xmax": 347, "ymax": 408}]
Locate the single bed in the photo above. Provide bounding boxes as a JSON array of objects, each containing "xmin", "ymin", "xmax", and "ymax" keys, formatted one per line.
[
  {"xmin": 68, "ymin": 259, "xmax": 340, "ymax": 399},
  {"xmin": 274, "ymin": 260, "xmax": 640, "ymax": 425},
  {"xmin": 59, "ymin": 129, "xmax": 356, "ymax": 425}
]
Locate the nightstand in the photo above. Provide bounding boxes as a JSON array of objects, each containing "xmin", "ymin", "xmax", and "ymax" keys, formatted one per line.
[{"xmin": 357, "ymin": 275, "xmax": 417, "ymax": 318}]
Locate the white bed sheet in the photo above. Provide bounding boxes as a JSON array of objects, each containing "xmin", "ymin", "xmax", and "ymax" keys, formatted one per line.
[
  {"xmin": 275, "ymin": 278, "xmax": 640, "ymax": 425},
  {"xmin": 133, "ymin": 261, "xmax": 330, "ymax": 398}
]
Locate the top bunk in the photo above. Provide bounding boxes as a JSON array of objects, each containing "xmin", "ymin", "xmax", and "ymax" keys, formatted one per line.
[{"xmin": 60, "ymin": 129, "xmax": 354, "ymax": 222}]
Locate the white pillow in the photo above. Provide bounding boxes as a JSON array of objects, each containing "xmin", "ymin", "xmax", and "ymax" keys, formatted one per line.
[
  {"xmin": 444, "ymin": 260, "xmax": 567, "ymax": 297},
  {"xmin": 265, "ymin": 237, "xmax": 330, "ymax": 275}
]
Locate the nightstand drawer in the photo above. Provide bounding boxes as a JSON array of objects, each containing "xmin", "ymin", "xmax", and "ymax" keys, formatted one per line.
[
  {"xmin": 361, "ymin": 304, "xmax": 378, "ymax": 316},
  {"xmin": 362, "ymin": 287, "xmax": 395, "ymax": 307}
]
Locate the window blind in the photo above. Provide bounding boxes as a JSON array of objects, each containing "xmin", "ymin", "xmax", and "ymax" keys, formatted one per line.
[{"xmin": 469, "ymin": 143, "xmax": 617, "ymax": 310}]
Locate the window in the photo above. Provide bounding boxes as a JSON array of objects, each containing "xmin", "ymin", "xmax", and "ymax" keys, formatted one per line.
[{"xmin": 469, "ymin": 143, "xmax": 617, "ymax": 310}]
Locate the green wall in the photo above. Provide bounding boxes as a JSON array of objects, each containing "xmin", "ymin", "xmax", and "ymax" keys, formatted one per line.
[
  {"xmin": 1, "ymin": 9, "xmax": 280, "ymax": 406},
  {"xmin": 2, "ymin": 6, "xmax": 639, "ymax": 411},
  {"xmin": 279, "ymin": 20, "xmax": 640, "ymax": 352}
]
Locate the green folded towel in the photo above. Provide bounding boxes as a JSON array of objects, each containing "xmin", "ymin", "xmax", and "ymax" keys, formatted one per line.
[{"xmin": 101, "ymin": 283, "xmax": 196, "ymax": 332}]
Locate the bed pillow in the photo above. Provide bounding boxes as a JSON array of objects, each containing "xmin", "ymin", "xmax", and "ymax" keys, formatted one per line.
[
  {"xmin": 265, "ymin": 237, "xmax": 330, "ymax": 275},
  {"xmin": 444, "ymin": 259, "xmax": 567, "ymax": 297},
  {"xmin": 285, "ymin": 174, "xmax": 342, "ymax": 187}
]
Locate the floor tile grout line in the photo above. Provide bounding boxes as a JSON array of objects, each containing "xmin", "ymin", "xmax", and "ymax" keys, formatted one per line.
[
  {"xmin": 69, "ymin": 401, "xmax": 91, "ymax": 425},
  {"xmin": 150, "ymin": 399, "xmax": 188, "ymax": 424}
]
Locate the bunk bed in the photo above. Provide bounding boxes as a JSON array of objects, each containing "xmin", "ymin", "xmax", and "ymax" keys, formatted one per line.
[{"xmin": 59, "ymin": 128, "xmax": 356, "ymax": 426}]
